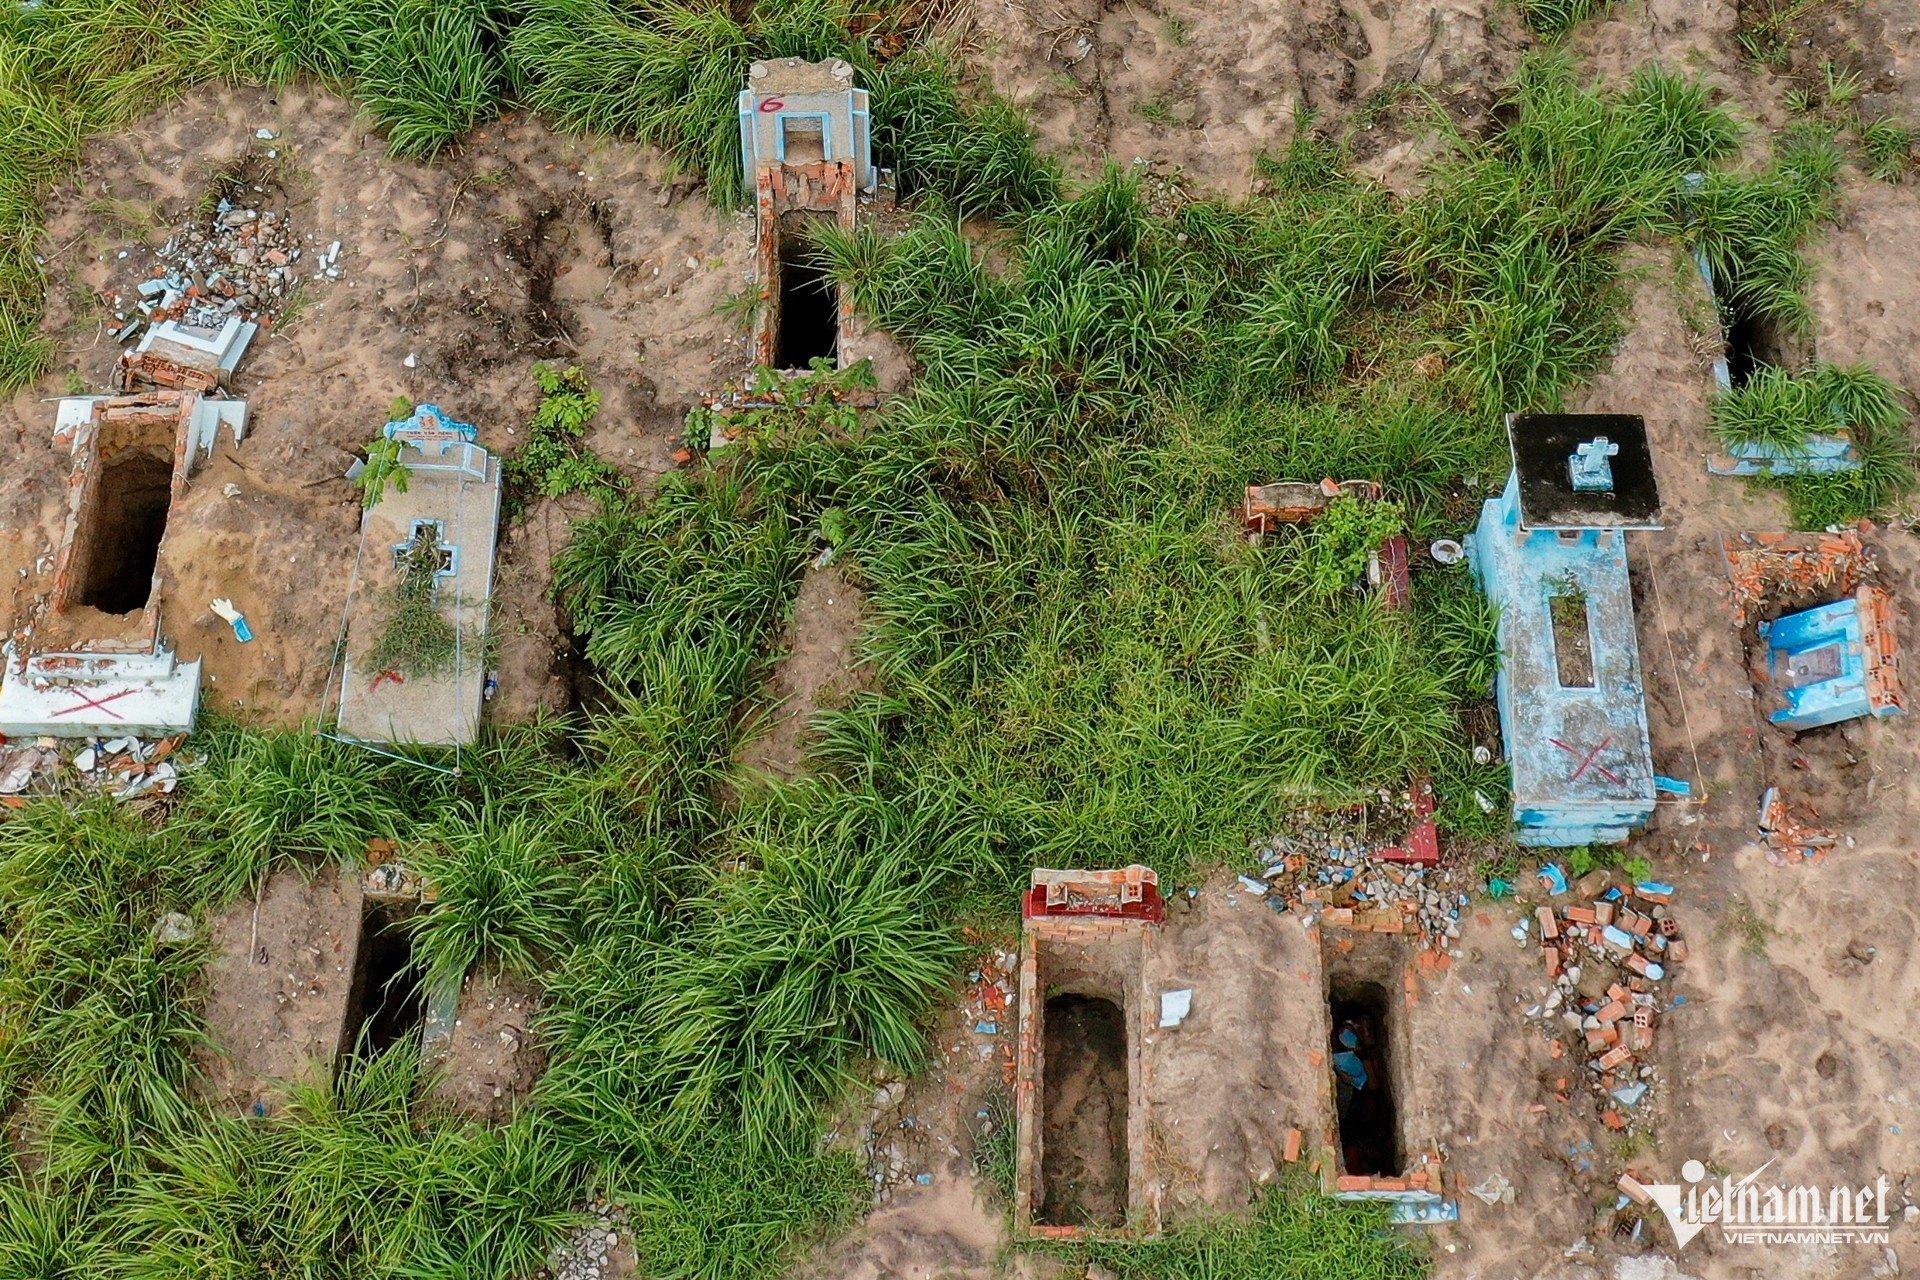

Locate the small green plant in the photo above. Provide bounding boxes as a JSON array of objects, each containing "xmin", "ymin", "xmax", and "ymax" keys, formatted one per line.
[
  {"xmin": 358, "ymin": 435, "xmax": 411, "ymax": 508},
  {"xmin": 1136, "ymin": 98, "xmax": 1174, "ymax": 124},
  {"xmin": 502, "ymin": 363, "xmax": 624, "ymax": 514},
  {"xmin": 969, "ymin": 1085, "xmax": 1018, "ymax": 1204},
  {"xmin": 1517, "ymin": 0, "xmax": 1613, "ymax": 36},
  {"xmin": 1162, "ymin": 15, "xmax": 1190, "ymax": 45},
  {"xmin": 1304, "ymin": 496, "xmax": 1404, "ymax": 595},
  {"xmin": 1722, "ymin": 894, "xmax": 1774, "ymax": 957},
  {"xmin": 1861, "ymin": 116, "xmax": 1915, "ymax": 182}
]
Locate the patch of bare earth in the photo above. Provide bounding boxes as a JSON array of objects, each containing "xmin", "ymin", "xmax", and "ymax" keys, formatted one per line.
[
  {"xmin": 426, "ymin": 969, "xmax": 546, "ymax": 1123},
  {"xmin": 195, "ymin": 865, "xmax": 361, "ymax": 1113},
  {"xmin": 736, "ymin": 560, "xmax": 873, "ymax": 782}
]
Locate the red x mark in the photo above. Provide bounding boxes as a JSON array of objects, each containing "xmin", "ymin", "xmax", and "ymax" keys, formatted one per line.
[
  {"xmin": 51, "ymin": 687, "xmax": 138, "ymax": 720},
  {"xmin": 1550, "ymin": 735, "xmax": 1624, "ymax": 786}
]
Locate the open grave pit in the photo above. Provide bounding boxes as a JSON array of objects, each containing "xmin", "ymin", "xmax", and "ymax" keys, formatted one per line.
[{"xmin": 1723, "ymin": 531, "xmax": 1901, "ymax": 857}]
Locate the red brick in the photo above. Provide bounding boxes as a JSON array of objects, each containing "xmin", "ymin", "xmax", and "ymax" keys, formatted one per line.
[
  {"xmin": 1284, "ymin": 1128, "xmax": 1303, "ymax": 1163},
  {"xmin": 1565, "ymin": 906, "xmax": 1597, "ymax": 924},
  {"xmin": 1602, "ymin": 1109, "xmax": 1626, "ymax": 1130},
  {"xmin": 1593, "ymin": 902, "xmax": 1615, "ymax": 926},
  {"xmin": 1596, "ymin": 1000, "xmax": 1627, "ymax": 1024},
  {"xmin": 1596, "ymin": 1045, "xmax": 1632, "ymax": 1070},
  {"xmin": 1537, "ymin": 906, "xmax": 1559, "ymax": 939},
  {"xmin": 1338, "ymin": 1176, "xmax": 1372, "ymax": 1192}
]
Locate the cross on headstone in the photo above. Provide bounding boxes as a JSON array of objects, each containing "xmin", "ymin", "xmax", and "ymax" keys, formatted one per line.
[
  {"xmin": 387, "ymin": 404, "xmax": 476, "ymax": 459},
  {"xmin": 1570, "ymin": 437, "xmax": 1619, "ymax": 493},
  {"xmin": 394, "ymin": 520, "xmax": 454, "ymax": 581}
]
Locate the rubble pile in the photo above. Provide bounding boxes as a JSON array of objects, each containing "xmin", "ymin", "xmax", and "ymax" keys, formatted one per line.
[
  {"xmin": 1520, "ymin": 877, "xmax": 1686, "ymax": 1133},
  {"xmin": 541, "ymin": 1200, "xmax": 629, "ymax": 1280},
  {"xmin": 107, "ymin": 195, "xmax": 338, "ymax": 344},
  {"xmin": 1250, "ymin": 802, "xmax": 1472, "ymax": 948},
  {"xmin": 848, "ymin": 945, "xmax": 1014, "ymax": 1202},
  {"xmin": 1723, "ymin": 530, "xmax": 1872, "ymax": 627},
  {"xmin": 1757, "ymin": 785, "xmax": 1839, "ymax": 865},
  {"xmin": 0, "ymin": 735, "xmax": 187, "ymax": 803}
]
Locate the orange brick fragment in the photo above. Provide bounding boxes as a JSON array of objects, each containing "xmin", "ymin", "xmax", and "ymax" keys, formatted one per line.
[{"xmin": 1284, "ymin": 1128, "xmax": 1303, "ymax": 1162}]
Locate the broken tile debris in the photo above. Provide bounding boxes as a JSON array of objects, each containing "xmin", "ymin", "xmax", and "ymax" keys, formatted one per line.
[
  {"xmin": 0, "ymin": 734, "xmax": 190, "ymax": 805},
  {"xmin": 1251, "ymin": 804, "xmax": 1473, "ymax": 948},
  {"xmin": 1521, "ymin": 879, "xmax": 1686, "ymax": 1137}
]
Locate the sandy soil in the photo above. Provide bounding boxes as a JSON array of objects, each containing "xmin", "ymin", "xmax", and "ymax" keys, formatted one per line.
[
  {"xmin": 5, "ymin": 81, "xmax": 754, "ymax": 726},
  {"xmin": 426, "ymin": 969, "xmax": 546, "ymax": 1123},
  {"xmin": 196, "ymin": 865, "xmax": 362, "ymax": 1113},
  {"xmin": 736, "ymin": 560, "xmax": 874, "ymax": 782}
]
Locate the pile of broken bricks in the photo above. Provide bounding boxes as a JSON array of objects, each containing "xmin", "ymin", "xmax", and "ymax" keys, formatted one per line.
[
  {"xmin": 1757, "ymin": 785, "xmax": 1839, "ymax": 866},
  {"xmin": 0, "ymin": 734, "xmax": 189, "ymax": 804},
  {"xmin": 1250, "ymin": 807, "xmax": 1474, "ymax": 949},
  {"xmin": 106, "ymin": 196, "xmax": 333, "ymax": 346},
  {"xmin": 1522, "ymin": 878, "xmax": 1685, "ymax": 1135}
]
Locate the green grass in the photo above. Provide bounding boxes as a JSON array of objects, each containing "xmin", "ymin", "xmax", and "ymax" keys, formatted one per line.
[
  {"xmin": 1713, "ymin": 362, "xmax": 1915, "ymax": 525},
  {"xmin": 1053, "ymin": 1175, "xmax": 1428, "ymax": 1278},
  {"xmin": 0, "ymin": 21, "xmax": 1892, "ymax": 1280},
  {"xmin": 1517, "ymin": 0, "xmax": 1614, "ymax": 37}
]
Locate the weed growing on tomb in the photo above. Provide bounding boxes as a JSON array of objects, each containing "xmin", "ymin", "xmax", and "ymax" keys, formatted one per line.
[
  {"xmin": 357, "ymin": 434, "xmax": 411, "ymax": 507},
  {"xmin": 364, "ymin": 534, "xmax": 468, "ymax": 680},
  {"xmin": 1713, "ymin": 362, "xmax": 1915, "ymax": 525}
]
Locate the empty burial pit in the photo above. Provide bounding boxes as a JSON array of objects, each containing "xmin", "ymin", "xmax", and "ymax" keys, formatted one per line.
[
  {"xmin": 1039, "ymin": 993, "xmax": 1130, "ymax": 1227},
  {"xmin": 1724, "ymin": 302, "xmax": 1805, "ymax": 388},
  {"xmin": 339, "ymin": 903, "xmax": 427, "ymax": 1064},
  {"xmin": 69, "ymin": 446, "xmax": 173, "ymax": 615},
  {"xmin": 1327, "ymin": 974, "xmax": 1405, "ymax": 1180},
  {"xmin": 773, "ymin": 214, "xmax": 839, "ymax": 369}
]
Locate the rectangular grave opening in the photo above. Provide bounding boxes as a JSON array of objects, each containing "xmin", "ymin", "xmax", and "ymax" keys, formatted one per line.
[
  {"xmin": 1329, "ymin": 978, "xmax": 1402, "ymax": 1178},
  {"xmin": 775, "ymin": 214, "xmax": 839, "ymax": 369},
  {"xmin": 1039, "ymin": 992, "xmax": 1130, "ymax": 1228},
  {"xmin": 1550, "ymin": 586, "xmax": 1595, "ymax": 688},
  {"xmin": 71, "ymin": 446, "xmax": 173, "ymax": 615},
  {"xmin": 340, "ymin": 903, "xmax": 426, "ymax": 1065},
  {"xmin": 1725, "ymin": 303, "xmax": 1802, "ymax": 389}
]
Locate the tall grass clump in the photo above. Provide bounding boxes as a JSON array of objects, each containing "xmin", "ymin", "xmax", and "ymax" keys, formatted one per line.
[
  {"xmin": 173, "ymin": 718, "xmax": 416, "ymax": 901},
  {"xmin": 410, "ymin": 808, "xmax": 581, "ymax": 991},
  {"xmin": 1712, "ymin": 362, "xmax": 1915, "ymax": 525},
  {"xmin": 1686, "ymin": 126, "xmax": 1841, "ymax": 336},
  {"xmin": 322, "ymin": 0, "xmax": 510, "ymax": 158},
  {"xmin": 1516, "ymin": 0, "xmax": 1613, "ymax": 36},
  {"xmin": 1061, "ymin": 1174, "xmax": 1427, "ymax": 1279},
  {"xmin": 538, "ymin": 781, "xmax": 968, "ymax": 1156}
]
